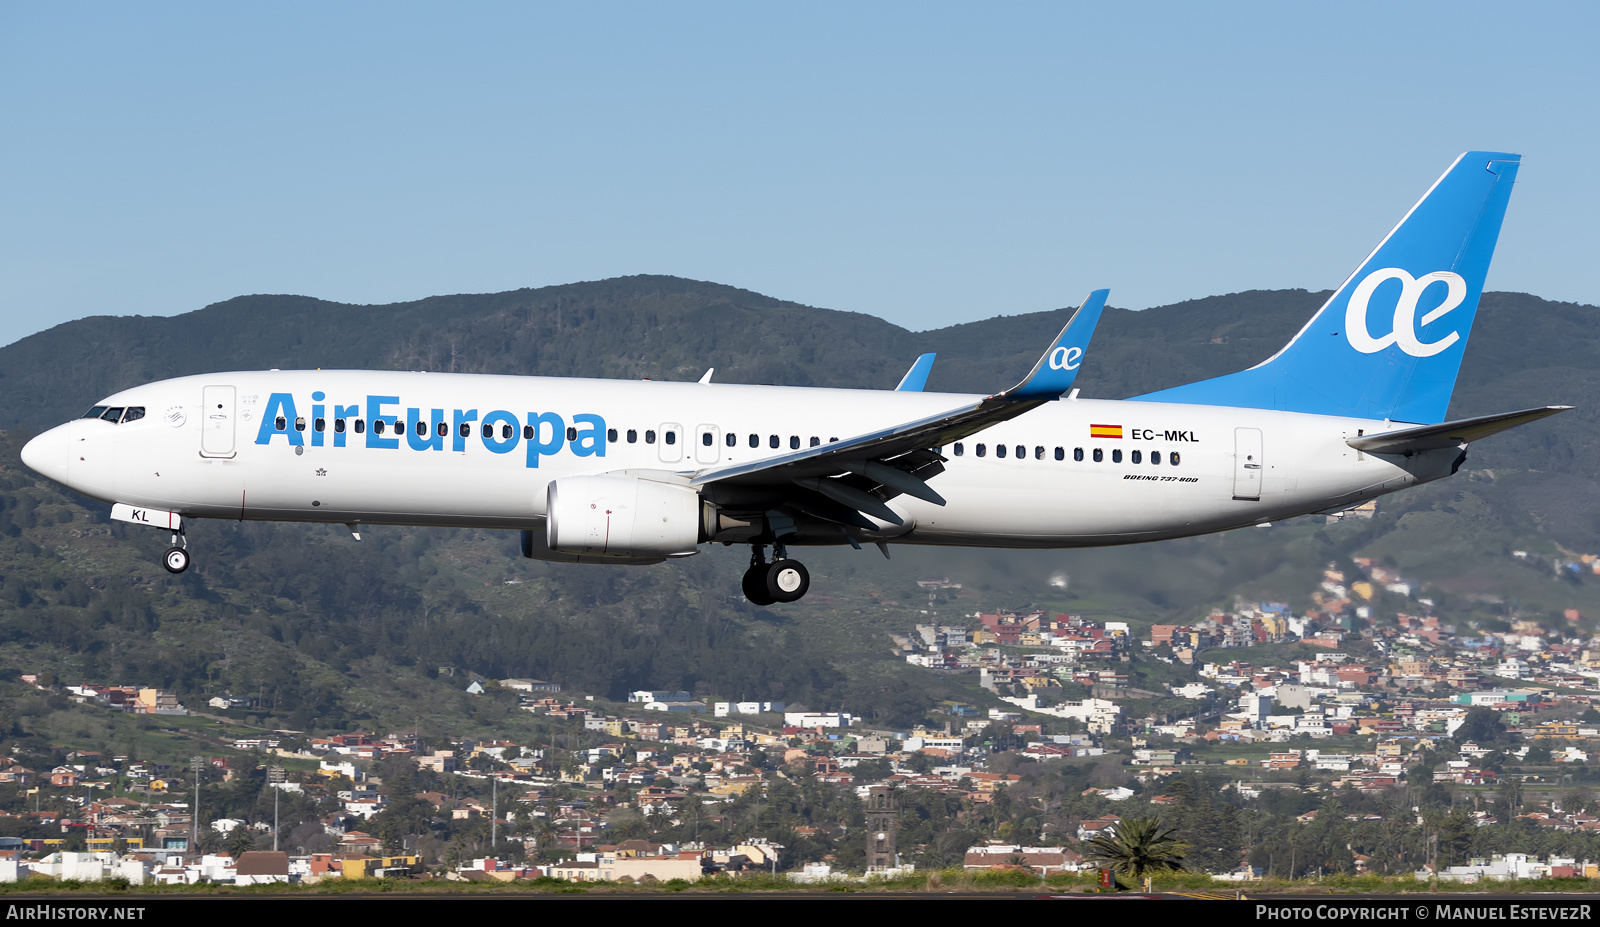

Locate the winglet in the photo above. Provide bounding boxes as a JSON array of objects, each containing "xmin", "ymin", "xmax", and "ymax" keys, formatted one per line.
[
  {"xmin": 1000, "ymin": 289, "xmax": 1109, "ymax": 400},
  {"xmin": 894, "ymin": 353, "xmax": 937, "ymax": 391}
]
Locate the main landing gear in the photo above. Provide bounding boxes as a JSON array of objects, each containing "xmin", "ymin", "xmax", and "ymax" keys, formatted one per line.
[
  {"xmin": 742, "ymin": 543, "xmax": 810, "ymax": 606},
  {"xmin": 162, "ymin": 530, "xmax": 190, "ymax": 574}
]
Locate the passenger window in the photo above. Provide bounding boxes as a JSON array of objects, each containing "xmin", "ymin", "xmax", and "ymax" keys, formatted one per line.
[
  {"xmin": 725, "ymin": 433, "xmax": 736, "ymax": 447},
  {"xmin": 954, "ymin": 443, "xmax": 964, "ymax": 456},
  {"xmin": 335, "ymin": 419, "xmax": 346, "ymax": 434},
  {"xmin": 315, "ymin": 418, "xmax": 326, "ymax": 433},
  {"xmin": 627, "ymin": 429, "xmax": 638, "ymax": 443},
  {"xmin": 665, "ymin": 431, "xmax": 676, "ymax": 445},
  {"xmin": 1112, "ymin": 449, "xmax": 1123, "ymax": 463},
  {"xmin": 355, "ymin": 419, "xmax": 366, "ymax": 434},
  {"xmin": 976, "ymin": 444, "xmax": 987, "ymax": 457},
  {"xmin": 122, "ymin": 407, "xmax": 145, "ymax": 423},
  {"xmin": 277, "ymin": 416, "xmax": 289, "ymax": 431},
  {"xmin": 608, "ymin": 428, "xmax": 618, "ymax": 442},
  {"xmin": 1092, "ymin": 448, "xmax": 1102, "ymax": 462},
  {"xmin": 646, "ymin": 430, "xmax": 657, "ymax": 444},
  {"xmin": 102, "ymin": 407, "xmax": 125, "ymax": 423},
  {"xmin": 702, "ymin": 432, "xmax": 713, "ymax": 446},
  {"xmin": 1152, "ymin": 451, "xmax": 1162, "ymax": 465},
  {"xmin": 790, "ymin": 436, "xmax": 799, "ymax": 449},
  {"xmin": 374, "ymin": 420, "xmax": 386, "ymax": 435},
  {"xmin": 1074, "ymin": 447, "xmax": 1083, "ymax": 462},
  {"xmin": 1016, "ymin": 445, "xmax": 1025, "ymax": 459},
  {"xmin": 460, "ymin": 422, "xmax": 471, "ymax": 438},
  {"xmin": 810, "ymin": 437, "xmax": 820, "ymax": 447},
  {"xmin": 769, "ymin": 435, "xmax": 779, "ymax": 449},
  {"xmin": 829, "ymin": 437, "xmax": 838, "ymax": 442},
  {"xmin": 996, "ymin": 444, "xmax": 1007, "ymax": 458},
  {"xmin": 567, "ymin": 426, "xmax": 578, "ymax": 441},
  {"xmin": 1131, "ymin": 450, "xmax": 1142, "ymax": 464},
  {"xmin": 1035, "ymin": 446, "xmax": 1044, "ymax": 460},
  {"xmin": 502, "ymin": 423, "xmax": 513, "ymax": 440},
  {"xmin": 1171, "ymin": 452, "xmax": 1181, "ymax": 466},
  {"xmin": 437, "ymin": 421, "xmax": 448, "ymax": 438},
  {"xmin": 523, "ymin": 425, "xmax": 534, "ymax": 440},
  {"xmin": 1054, "ymin": 447, "xmax": 1064, "ymax": 461},
  {"xmin": 749, "ymin": 434, "xmax": 759, "ymax": 448}
]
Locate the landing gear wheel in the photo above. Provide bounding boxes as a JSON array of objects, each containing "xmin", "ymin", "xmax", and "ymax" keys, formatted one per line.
[
  {"xmin": 162, "ymin": 547, "xmax": 190, "ymax": 574},
  {"xmin": 766, "ymin": 559, "xmax": 809, "ymax": 603},
  {"xmin": 742, "ymin": 565, "xmax": 776, "ymax": 606}
]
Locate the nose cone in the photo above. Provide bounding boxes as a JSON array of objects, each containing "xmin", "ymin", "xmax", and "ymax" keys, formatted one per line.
[{"xmin": 20, "ymin": 424, "xmax": 71, "ymax": 486}]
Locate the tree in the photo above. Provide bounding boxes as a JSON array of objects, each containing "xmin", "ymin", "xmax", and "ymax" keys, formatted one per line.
[
  {"xmin": 1085, "ymin": 816, "xmax": 1191, "ymax": 879},
  {"xmin": 1453, "ymin": 708, "xmax": 1510, "ymax": 745}
]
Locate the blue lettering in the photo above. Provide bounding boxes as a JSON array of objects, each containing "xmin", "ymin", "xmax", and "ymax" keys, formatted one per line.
[
  {"xmin": 333, "ymin": 404, "xmax": 358, "ymax": 447},
  {"xmin": 255, "ymin": 393, "xmax": 303, "ymax": 446},
  {"xmin": 451, "ymin": 409, "xmax": 478, "ymax": 452},
  {"xmin": 481, "ymin": 410, "xmax": 519, "ymax": 454},
  {"xmin": 571, "ymin": 413, "xmax": 606, "ymax": 458},
  {"xmin": 525, "ymin": 412, "xmax": 564, "ymax": 468},
  {"xmin": 407, "ymin": 407, "xmax": 444, "ymax": 451},
  {"xmin": 366, "ymin": 395, "xmax": 399, "ymax": 449}
]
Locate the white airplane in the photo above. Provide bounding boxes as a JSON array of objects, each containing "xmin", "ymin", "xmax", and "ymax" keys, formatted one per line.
[{"xmin": 21, "ymin": 151, "xmax": 1567, "ymax": 606}]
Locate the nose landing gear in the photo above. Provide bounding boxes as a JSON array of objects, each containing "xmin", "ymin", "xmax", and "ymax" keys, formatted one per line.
[
  {"xmin": 162, "ymin": 530, "xmax": 190, "ymax": 574},
  {"xmin": 741, "ymin": 543, "xmax": 810, "ymax": 605}
]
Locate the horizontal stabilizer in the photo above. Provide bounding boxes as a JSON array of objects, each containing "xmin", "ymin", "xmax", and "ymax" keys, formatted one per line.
[
  {"xmin": 895, "ymin": 354, "xmax": 936, "ymax": 391},
  {"xmin": 1346, "ymin": 406, "xmax": 1571, "ymax": 454}
]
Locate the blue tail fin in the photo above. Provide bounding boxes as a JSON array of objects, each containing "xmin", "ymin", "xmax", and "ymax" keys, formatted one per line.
[{"xmin": 1132, "ymin": 151, "xmax": 1520, "ymax": 424}]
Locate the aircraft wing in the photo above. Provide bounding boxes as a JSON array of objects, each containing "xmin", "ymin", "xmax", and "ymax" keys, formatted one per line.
[
  {"xmin": 894, "ymin": 353, "xmax": 937, "ymax": 391},
  {"xmin": 690, "ymin": 290, "xmax": 1108, "ymax": 526},
  {"xmin": 1345, "ymin": 406, "xmax": 1572, "ymax": 455}
]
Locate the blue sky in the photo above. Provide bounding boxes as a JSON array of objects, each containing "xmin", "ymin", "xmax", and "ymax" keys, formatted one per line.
[{"xmin": 3, "ymin": 2, "xmax": 1597, "ymax": 348}]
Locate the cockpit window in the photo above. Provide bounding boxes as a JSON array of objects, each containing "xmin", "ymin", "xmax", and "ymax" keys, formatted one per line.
[{"xmin": 81, "ymin": 405, "xmax": 144, "ymax": 424}]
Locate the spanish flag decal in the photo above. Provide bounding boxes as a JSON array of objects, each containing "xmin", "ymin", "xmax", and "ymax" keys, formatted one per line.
[{"xmin": 1090, "ymin": 424, "xmax": 1123, "ymax": 439}]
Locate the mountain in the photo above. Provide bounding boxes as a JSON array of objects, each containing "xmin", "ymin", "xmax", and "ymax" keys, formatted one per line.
[
  {"xmin": 3, "ymin": 279, "xmax": 1591, "ymax": 469},
  {"xmin": 0, "ymin": 276, "xmax": 1596, "ymax": 737}
]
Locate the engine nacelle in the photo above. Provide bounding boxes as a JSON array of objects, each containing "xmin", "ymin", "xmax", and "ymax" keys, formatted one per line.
[{"xmin": 546, "ymin": 474, "xmax": 703, "ymax": 559}]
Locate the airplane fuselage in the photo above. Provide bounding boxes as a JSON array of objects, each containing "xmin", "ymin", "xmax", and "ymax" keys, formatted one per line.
[{"xmin": 24, "ymin": 369, "xmax": 1459, "ymax": 550}]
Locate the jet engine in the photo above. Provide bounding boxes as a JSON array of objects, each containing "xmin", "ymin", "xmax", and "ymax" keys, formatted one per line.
[{"xmin": 545, "ymin": 474, "xmax": 703, "ymax": 559}]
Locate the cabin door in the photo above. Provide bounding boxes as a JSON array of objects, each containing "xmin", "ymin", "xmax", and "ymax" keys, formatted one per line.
[
  {"xmin": 200, "ymin": 385, "xmax": 237, "ymax": 458},
  {"xmin": 1232, "ymin": 427, "xmax": 1263, "ymax": 501}
]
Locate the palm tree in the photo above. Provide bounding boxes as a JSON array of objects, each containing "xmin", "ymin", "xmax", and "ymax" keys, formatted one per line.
[{"xmin": 1085, "ymin": 816, "xmax": 1191, "ymax": 879}]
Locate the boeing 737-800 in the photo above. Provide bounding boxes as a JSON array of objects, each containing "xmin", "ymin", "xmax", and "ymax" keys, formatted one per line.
[{"xmin": 20, "ymin": 151, "xmax": 1567, "ymax": 606}]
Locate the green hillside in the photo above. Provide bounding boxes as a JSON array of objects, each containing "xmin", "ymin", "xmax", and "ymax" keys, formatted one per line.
[{"xmin": 0, "ymin": 277, "xmax": 1595, "ymax": 738}]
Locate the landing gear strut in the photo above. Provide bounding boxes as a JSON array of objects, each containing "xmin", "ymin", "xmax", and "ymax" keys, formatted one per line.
[
  {"xmin": 162, "ymin": 530, "xmax": 190, "ymax": 574},
  {"xmin": 741, "ymin": 543, "xmax": 810, "ymax": 605}
]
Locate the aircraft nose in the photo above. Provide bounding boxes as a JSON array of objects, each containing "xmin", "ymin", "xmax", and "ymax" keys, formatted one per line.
[{"xmin": 20, "ymin": 424, "xmax": 71, "ymax": 486}]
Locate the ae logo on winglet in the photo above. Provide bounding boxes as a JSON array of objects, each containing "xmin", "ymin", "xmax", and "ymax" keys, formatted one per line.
[{"xmin": 1048, "ymin": 346, "xmax": 1083, "ymax": 370}]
